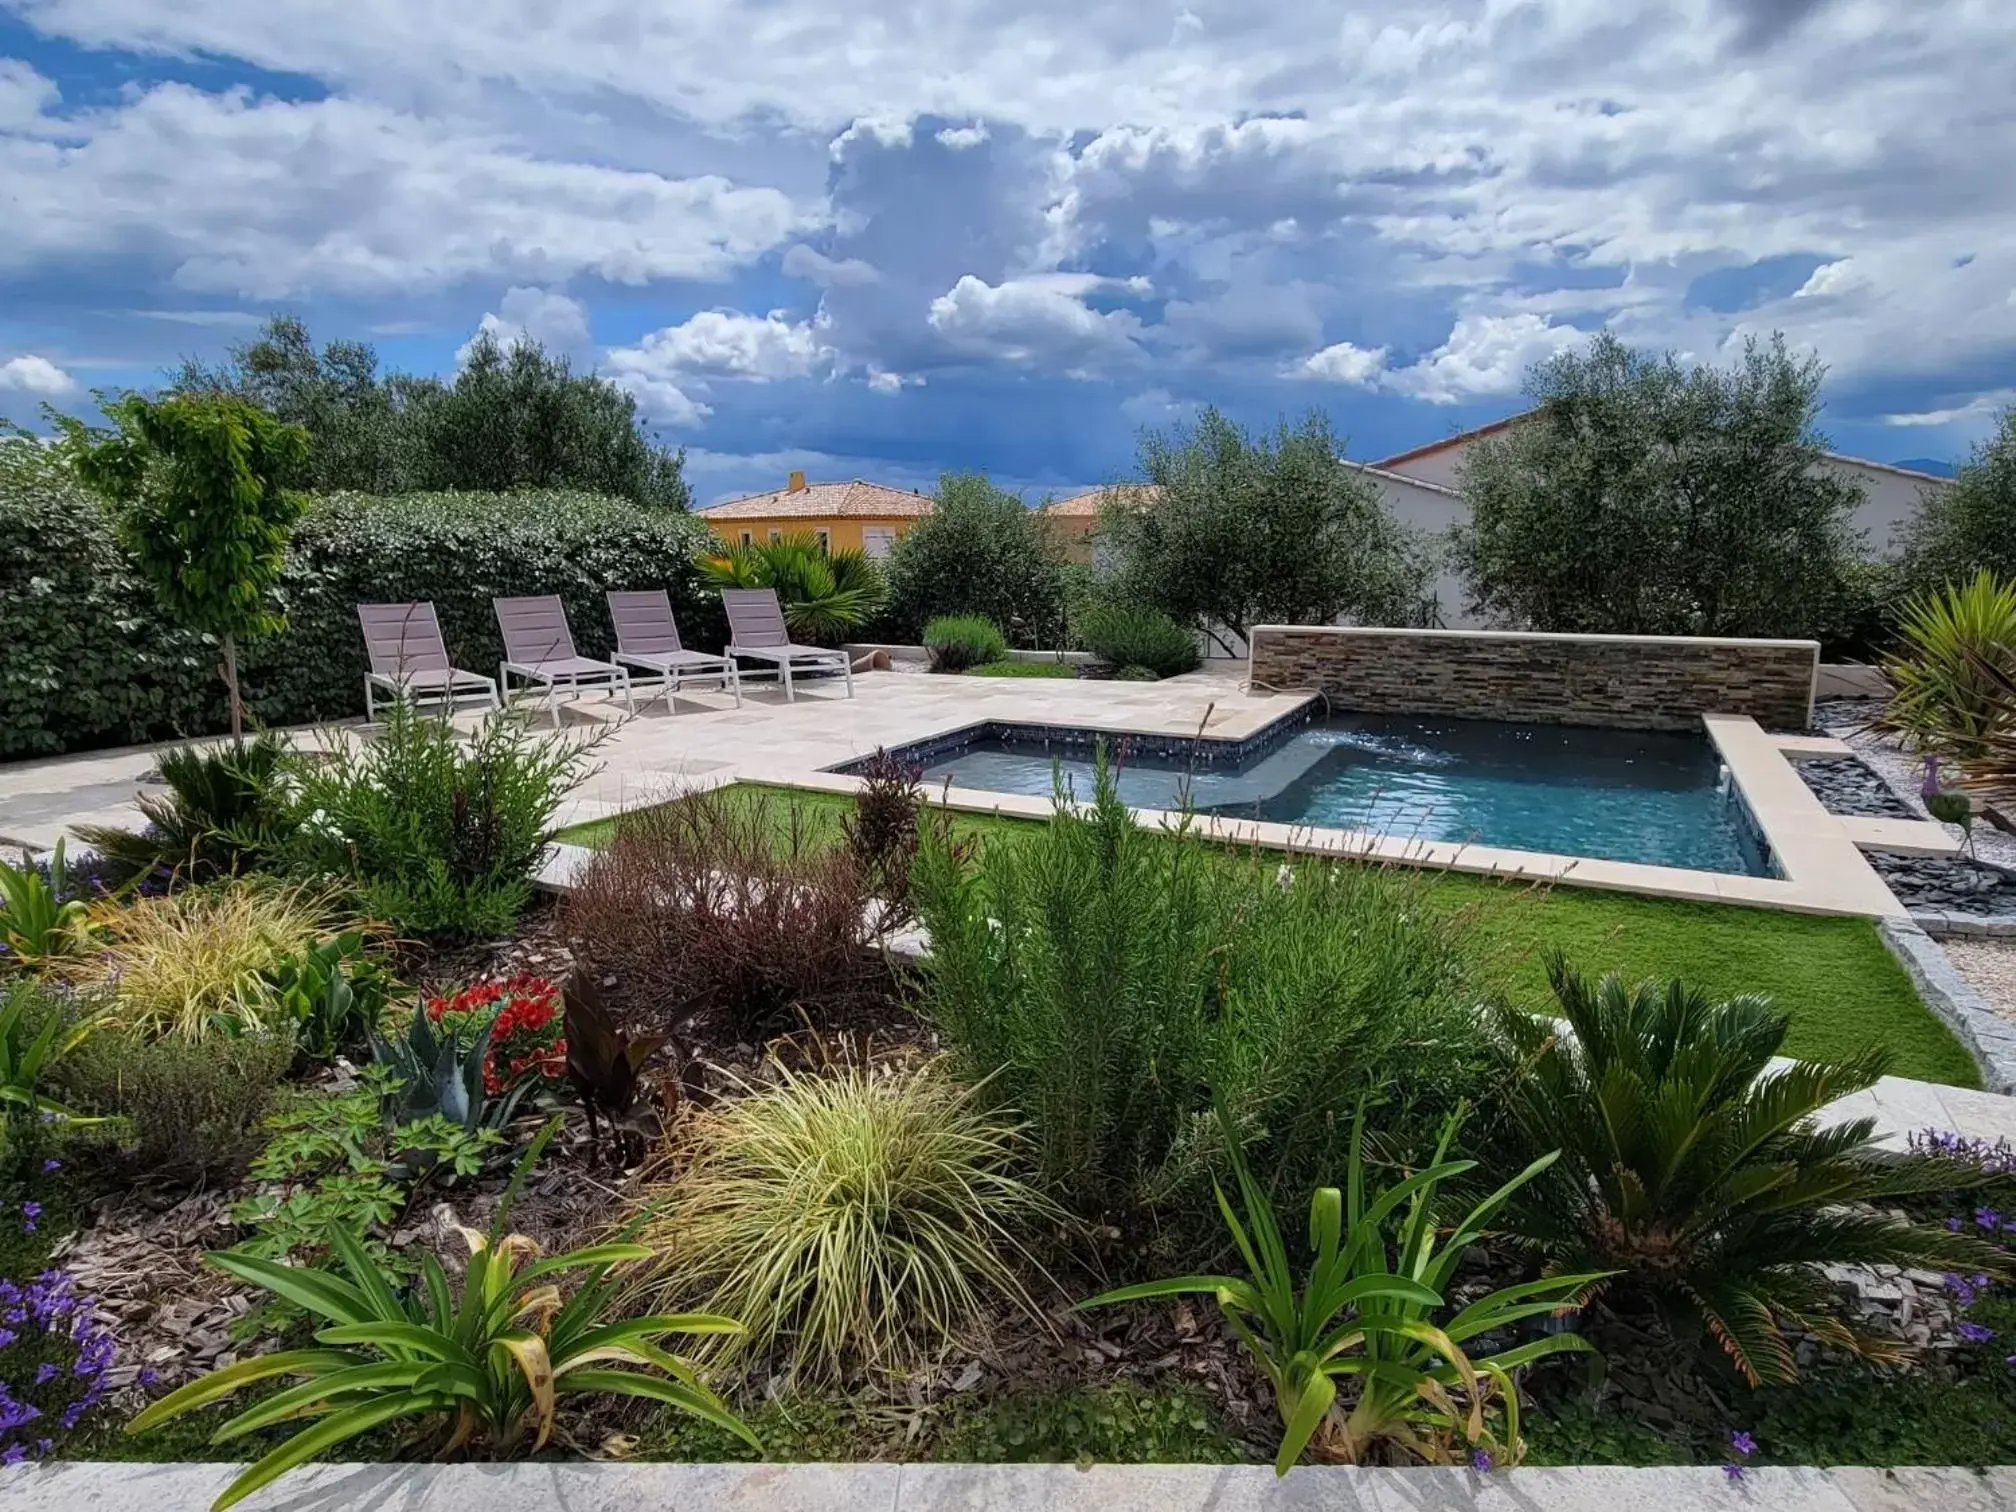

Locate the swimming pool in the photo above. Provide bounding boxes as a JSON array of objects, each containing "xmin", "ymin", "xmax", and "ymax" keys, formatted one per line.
[{"xmin": 864, "ymin": 711, "xmax": 1772, "ymax": 876}]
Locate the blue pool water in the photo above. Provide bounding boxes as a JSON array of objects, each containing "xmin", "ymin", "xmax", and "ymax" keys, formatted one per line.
[{"xmin": 910, "ymin": 713, "xmax": 1771, "ymax": 875}]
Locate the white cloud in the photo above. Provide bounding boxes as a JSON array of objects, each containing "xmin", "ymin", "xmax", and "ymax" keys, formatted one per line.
[
  {"xmin": 927, "ymin": 273, "xmax": 1144, "ymax": 368},
  {"xmin": 609, "ymin": 309, "xmax": 827, "ymax": 382},
  {"xmin": 935, "ymin": 123, "xmax": 989, "ymax": 150},
  {"xmin": 865, "ymin": 369, "xmax": 922, "ymax": 394},
  {"xmin": 0, "ymin": 355, "xmax": 79, "ymax": 395},
  {"xmin": 1879, "ymin": 390, "xmax": 2016, "ymax": 429},
  {"xmin": 0, "ymin": 75, "xmax": 806, "ymax": 298},
  {"xmin": 1794, "ymin": 259, "xmax": 1869, "ymax": 300},
  {"xmin": 1381, "ymin": 314, "xmax": 1584, "ymax": 405},
  {"xmin": 458, "ymin": 286, "xmax": 592, "ymax": 363},
  {"xmin": 1299, "ymin": 340, "xmax": 1388, "ymax": 385}
]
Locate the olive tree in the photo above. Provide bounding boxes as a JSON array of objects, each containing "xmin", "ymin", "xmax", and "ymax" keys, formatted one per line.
[
  {"xmin": 883, "ymin": 473, "xmax": 1064, "ymax": 645},
  {"xmin": 57, "ymin": 393, "xmax": 309, "ymax": 738},
  {"xmin": 1449, "ymin": 333, "xmax": 1867, "ymax": 638},
  {"xmin": 1895, "ymin": 403, "xmax": 2016, "ymax": 598},
  {"xmin": 1098, "ymin": 407, "xmax": 1433, "ymax": 655}
]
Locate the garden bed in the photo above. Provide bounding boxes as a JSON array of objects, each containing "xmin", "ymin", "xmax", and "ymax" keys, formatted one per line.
[{"xmin": 3, "ymin": 712, "xmax": 2012, "ymax": 1502}]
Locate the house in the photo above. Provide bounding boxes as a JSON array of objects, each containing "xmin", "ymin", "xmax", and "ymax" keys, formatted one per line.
[
  {"xmin": 695, "ymin": 473, "xmax": 934, "ymax": 558},
  {"xmin": 1036, "ymin": 485, "xmax": 1155, "ymax": 563},
  {"xmin": 1360, "ymin": 415, "xmax": 1954, "ymax": 628}
]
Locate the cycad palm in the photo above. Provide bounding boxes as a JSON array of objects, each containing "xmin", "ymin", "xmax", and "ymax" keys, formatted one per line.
[
  {"xmin": 1494, "ymin": 952, "xmax": 2004, "ymax": 1386},
  {"xmin": 698, "ymin": 534, "xmax": 885, "ymax": 643}
]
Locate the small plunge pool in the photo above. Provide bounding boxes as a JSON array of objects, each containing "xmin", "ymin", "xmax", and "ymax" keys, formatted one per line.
[{"xmin": 884, "ymin": 711, "xmax": 1772, "ymax": 876}]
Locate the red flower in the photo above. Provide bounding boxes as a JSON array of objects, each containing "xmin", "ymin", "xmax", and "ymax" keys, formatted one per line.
[{"xmin": 432, "ymin": 974, "xmax": 568, "ymax": 1099}]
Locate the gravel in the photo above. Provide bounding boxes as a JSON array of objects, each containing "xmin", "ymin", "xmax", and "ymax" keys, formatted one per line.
[{"xmin": 1945, "ymin": 937, "xmax": 2016, "ymax": 1026}]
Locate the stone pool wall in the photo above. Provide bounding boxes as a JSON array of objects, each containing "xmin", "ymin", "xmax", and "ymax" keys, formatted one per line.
[{"xmin": 1248, "ymin": 626, "xmax": 1818, "ymax": 732}]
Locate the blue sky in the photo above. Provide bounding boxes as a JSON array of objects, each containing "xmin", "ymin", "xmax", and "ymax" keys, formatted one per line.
[{"xmin": 1, "ymin": 0, "xmax": 2011, "ymax": 504}]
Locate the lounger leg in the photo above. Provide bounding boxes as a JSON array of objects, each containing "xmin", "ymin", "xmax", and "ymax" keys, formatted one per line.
[
  {"xmin": 782, "ymin": 659, "xmax": 795, "ymax": 702},
  {"xmin": 547, "ymin": 676, "xmax": 561, "ymax": 728},
  {"xmin": 364, "ymin": 677, "xmax": 376, "ymax": 723},
  {"xmin": 621, "ymin": 668, "xmax": 634, "ymax": 715},
  {"xmin": 843, "ymin": 656, "xmax": 855, "ymax": 699},
  {"xmin": 728, "ymin": 660, "xmax": 742, "ymax": 707}
]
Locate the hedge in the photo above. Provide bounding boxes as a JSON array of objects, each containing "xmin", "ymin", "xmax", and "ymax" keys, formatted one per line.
[{"xmin": 0, "ymin": 468, "xmax": 718, "ymax": 759}]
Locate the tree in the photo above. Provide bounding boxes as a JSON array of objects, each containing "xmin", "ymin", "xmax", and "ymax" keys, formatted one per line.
[
  {"xmin": 1895, "ymin": 403, "xmax": 2016, "ymax": 598},
  {"xmin": 1449, "ymin": 333, "xmax": 1868, "ymax": 637},
  {"xmin": 175, "ymin": 316, "xmax": 691, "ymax": 509},
  {"xmin": 1099, "ymin": 408, "xmax": 1432, "ymax": 655},
  {"xmin": 883, "ymin": 473, "xmax": 1064, "ymax": 644},
  {"xmin": 55, "ymin": 393, "xmax": 309, "ymax": 738}
]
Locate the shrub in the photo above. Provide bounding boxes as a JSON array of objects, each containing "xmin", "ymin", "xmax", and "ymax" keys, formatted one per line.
[
  {"xmin": 1895, "ymin": 403, "xmax": 2016, "ymax": 599},
  {"xmin": 72, "ymin": 733, "xmax": 295, "ymax": 886},
  {"xmin": 262, "ymin": 930, "xmax": 398, "ymax": 1062},
  {"xmin": 1111, "ymin": 664, "xmax": 1160, "ymax": 682},
  {"xmin": 1878, "ymin": 570, "xmax": 2016, "ymax": 760},
  {"xmin": 639, "ymin": 1061, "xmax": 1057, "ymax": 1381},
  {"xmin": 278, "ymin": 700, "xmax": 602, "ymax": 938},
  {"xmin": 421, "ymin": 975, "xmax": 568, "ymax": 1100},
  {"xmin": 60, "ymin": 1022, "xmax": 293, "ymax": 1177},
  {"xmin": 60, "ymin": 884, "xmax": 335, "ymax": 1040},
  {"xmin": 563, "ymin": 787, "xmax": 893, "ymax": 1040},
  {"xmin": 127, "ymin": 1205, "xmax": 755, "ymax": 1512},
  {"xmin": 1083, "ymin": 1107, "xmax": 1601, "ymax": 1471},
  {"xmin": 1075, "ymin": 604, "xmax": 1200, "ymax": 678},
  {"xmin": 911, "ymin": 752, "xmax": 1487, "ymax": 1228},
  {"xmin": 0, "ymin": 475, "xmax": 718, "ymax": 758},
  {"xmin": 0, "ymin": 435, "xmax": 214, "ymax": 758},
  {"xmin": 1490, "ymin": 954, "xmax": 2007, "ymax": 1385},
  {"xmin": 839, "ymin": 750, "xmax": 927, "ymax": 913},
  {"xmin": 0, "ymin": 1269, "xmax": 120, "ymax": 1464},
  {"xmin": 884, "ymin": 472, "xmax": 1065, "ymax": 645},
  {"xmin": 923, "ymin": 614, "xmax": 1009, "ymax": 673}
]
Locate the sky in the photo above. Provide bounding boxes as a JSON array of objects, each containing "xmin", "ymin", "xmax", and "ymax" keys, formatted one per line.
[{"xmin": 1, "ymin": 0, "xmax": 2011, "ymax": 505}]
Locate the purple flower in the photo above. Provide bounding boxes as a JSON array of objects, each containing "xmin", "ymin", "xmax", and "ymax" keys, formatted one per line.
[
  {"xmin": 39, "ymin": 1159, "xmax": 58, "ymax": 1174},
  {"xmin": 1947, "ymin": 1273, "xmax": 1982, "ymax": 1307},
  {"xmin": 1730, "ymin": 1430, "xmax": 1758, "ymax": 1457},
  {"xmin": 1723, "ymin": 1464, "xmax": 1746, "ymax": 1483},
  {"xmin": 0, "ymin": 1445, "xmax": 24, "ymax": 1468},
  {"xmin": 1947, "ymin": 1216, "xmax": 1965, "ymax": 1232},
  {"xmin": 1471, "ymin": 1449, "xmax": 1494, "ymax": 1473},
  {"xmin": 1959, "ymin": 1321, "xmax": 1997, "ymax": 1344},
  {"xmin": 19, "ymin": 1202, "xmax": 40, "ymax": 1235},
  {"xmin": 1980, "ymin": 1208, "xmax": 2005, "ymax": 1230}
]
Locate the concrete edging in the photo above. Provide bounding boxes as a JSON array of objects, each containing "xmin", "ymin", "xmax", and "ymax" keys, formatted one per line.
[
  {"xmin": 3, "ymin": 1459, "xmax": 2008, "ymax": 1512},
  {"xmin": 1878, "ymin": 917, "xmax": 2016, "ymax": 1093},
  {"xmin": 1912, "ymin": 910, "xmax": 2016, "ymax": 940}
]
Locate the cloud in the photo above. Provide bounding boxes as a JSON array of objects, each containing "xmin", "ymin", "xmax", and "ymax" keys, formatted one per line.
[
  {"xmin": 0, "ymin": 355, "xmax": 79, "ymax": 395},
  {"xmin": 927, "ymin": 274, "xmax": 1145, "ymax": 368},
  {"xmin": 1382, "ymin": 314, "xmax": 1585, "ymax": 404},
  {"xmin": 610, "ymin": 309, "xmax": 827, "ymax": 382},
  {"xmin": 0, "ymin": 72, "xmax": 806, "ymax": 298},
  {"xmin": 1299, "ymin": 341, "xmax": 1389, "ymax": 385},
  {"xmin": 780, "ymin": 245, "xmax": 878, "ymax": 287},
  {"xmin": 458, "ymin": 286, "xmax": 593, "ymax": 363},
  {"xmin": 1879, "ymin": 390, "xmax": 2016, "ymax": 429},
  {"xmin": 935, "ymin": 123, "xmax": 989, "ymax": 150}
]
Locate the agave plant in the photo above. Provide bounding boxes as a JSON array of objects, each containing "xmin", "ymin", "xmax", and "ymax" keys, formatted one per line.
[
  {"xmin": 369, "ymin": 1004, "xmax": 529, "ymax": 1132},
  {"xmin": 0, "ymin": 839, "xmax": 93, "ymax": 962},
  {"xmin": 1492, "ymin": 954, "xmax": 2010, "ymax": 1386},
  {"xmin": 127, "ymin": 1135, "xmax": 756, "ymax": 1512},
  {"xmin": 1877, "ymin": 569, "xmax": 2016, "ymax": 760},
  {"xmin": 1080, "ymin": 1106, "xmax": 1604, "ymax": 1472},
  {"xmin": 698, "ymin": 534, "xmax": 886, "ymax": 644}
]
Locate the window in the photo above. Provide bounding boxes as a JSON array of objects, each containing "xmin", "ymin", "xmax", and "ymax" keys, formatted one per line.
[
  {"xmin": 739, "ymin": 530, "xmax": 753, "ymax": 546},
  {"xmin": 768, "ymin": 529, "xmax": 782, "ymax": 543},
  {"xmin": 813, "ymin": 528, "xmax": 830, "ymax": 553},
  {"xmin": 862, "ymin": 525, "xmax": 896, "ymax": 560}
]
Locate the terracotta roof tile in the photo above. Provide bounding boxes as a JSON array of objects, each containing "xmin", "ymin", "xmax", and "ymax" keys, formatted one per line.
[
  {"xmin": 1042, "ymin": 484, "xmax": 1159, "ymax": 517},
  {"xmin": 698, "ymin": 479, "xmax": 934, "ymax": 521}
]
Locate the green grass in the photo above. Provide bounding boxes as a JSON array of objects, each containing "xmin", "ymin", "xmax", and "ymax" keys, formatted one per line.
[
  {"xmin": 963, "ymin": 660, "xmax": 1079, "ymax": 678},
  {"xmin": 556, "ymin": 784, "xmax": 1979, "ymax": 1087}
]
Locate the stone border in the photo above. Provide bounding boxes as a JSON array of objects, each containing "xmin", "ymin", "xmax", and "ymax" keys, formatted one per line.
[
  {"xmin": 1878, "ymin": 917, "xmax": 2016, "ymax": 1092},
  {"xmin": 3, "ymin": 1459, "xmax": 2008, "ymax": 1511},
  {"xmin": 1911, "ymin": 910, "xmax": 2016, "ymax": 940}
]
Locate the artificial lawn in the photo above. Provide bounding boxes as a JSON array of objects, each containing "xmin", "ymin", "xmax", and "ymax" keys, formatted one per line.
[{"xmin": 557, "ymin": 784, "xmax": 1979, "ymax": 1088}]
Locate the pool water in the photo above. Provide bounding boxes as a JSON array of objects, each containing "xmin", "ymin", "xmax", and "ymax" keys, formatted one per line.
[{"xmin": 912, "ymin": 712, "xmax": 1771, "ymax": 875}]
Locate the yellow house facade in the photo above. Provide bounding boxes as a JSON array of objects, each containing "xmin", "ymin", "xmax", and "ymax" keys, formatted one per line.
[{"xmin": 695, "ymin": 473, "xmax": 935, "ymax": 558}]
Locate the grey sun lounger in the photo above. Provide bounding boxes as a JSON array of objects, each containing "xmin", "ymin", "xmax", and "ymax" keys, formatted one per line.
[
  {"xmin": 494, "ymin": 595, "xmax": 634, "ymax": 726},
  {"xmin": 721, "ymin": 588, "xmax": 854, "ymax": 702},
  {"xmin": 607, "ymin": 589, "xmax": 741, "ymax": 709},
  {"xmin": 357, "ymin": 602, "xmax": 501, "ymax": 719}
]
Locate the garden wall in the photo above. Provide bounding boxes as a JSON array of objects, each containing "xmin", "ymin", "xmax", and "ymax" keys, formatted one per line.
[{"xmin": 1248, "ymin": 625, "xmax": 1818, "ymax": 732}]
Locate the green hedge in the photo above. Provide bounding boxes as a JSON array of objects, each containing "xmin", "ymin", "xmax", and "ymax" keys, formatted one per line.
[{"xmin": 0, "ymin": 465, "xmax": 718, "ymax": 758}]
